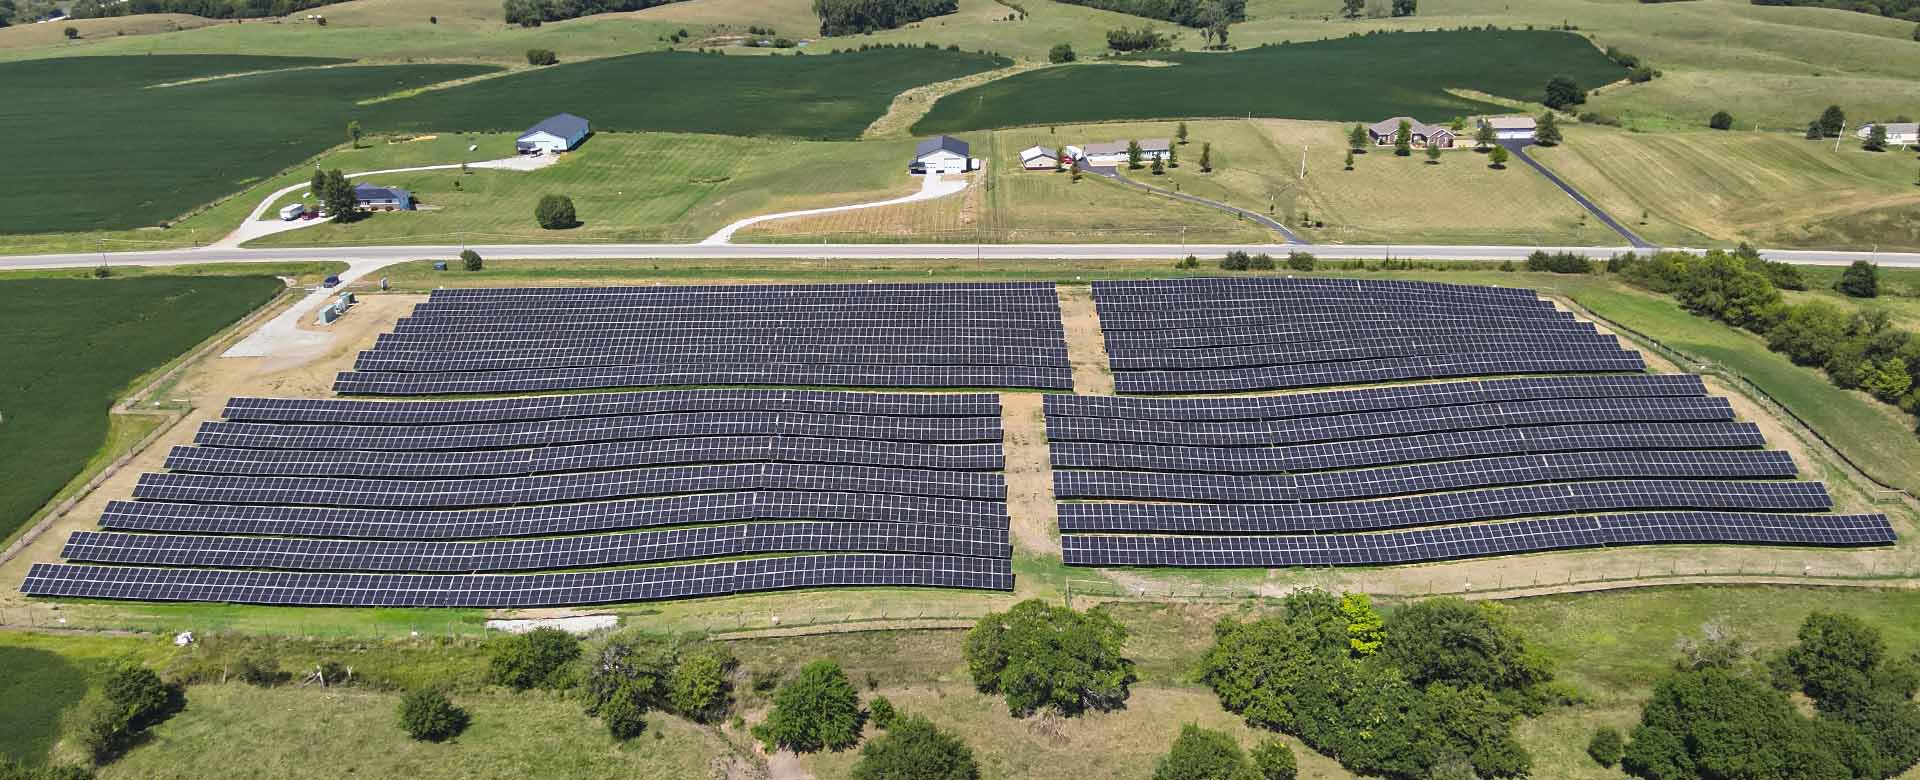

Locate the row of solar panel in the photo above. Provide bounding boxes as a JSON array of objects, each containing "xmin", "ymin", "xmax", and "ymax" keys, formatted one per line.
[
  {"xmin": 1104, "ymin": 322, "xmax": 1603, "ymax": 352},
  {"xmin": 1052, "ymin": 422, "xmax": 1765, "ymax": 475},
  {"xmin": 337, "ymin": 365, "xmax": 1076, "ymax": 395},
  {"xmin": 197, "ymin": 412, "xmax": 1003, "ymax": 450},
  {"xmin": 222, "ymin": 390, "xmax": 1002, "ymax": 426},
  {"xmin": 1055, "ymin": 450, "xmax": 1798, "ymax": 502},
  {"xmin": 102, "ymin": 491, "xmax": 1012, "ymax": 539},
  {"xmin": 64, "ymin": 522, "xmax": 1013, "ymax": 573},
  {"xmin": 1058, "ymin": 480, "xmax": 1830, "ymax": 534},
  {"xmin": 135, "ymin": 462, "xmax": 1008, "ymax": 507},
  {"xmin": 19, "ymin": 554, "xmax": 1016, "ymax": 607},
  {"xmin": 374, "ymin": 332, "xmax": 1072, "ymax": 351},
  {"xmin": 1096, "ymin": 306, "xmax": 1575, "ymax": 333},
  {"xmin": 1112, "ymin": 351, "xmax": 1647, "ymax": 394},
  {"xmin": 351, "ymin": 345, "xmax": 1072, "ymax": 374},
  {"xmin": 409, "ymin": 301, "xmax": 1068, "ymax": 317},
  {"xmin": 429, "ymin": 281, "xmax": 1059, "ymax": 297},
  {"xmin": 394, "ymin": 312, "xmax": 1068, "ymax": 328},
  {"xmin": 1060, "ymin": 512, "xmax": 1898, "ymax": 567},
  {"xmin": 389, "ymin": 319, "xmax": 1067, "ymax": 335},
  {"xmin": 167, "ymin": 437, "xmax": 1005, "ymax": 478},
  {"xmin": 1046, "ymin": 396, "xmax": 1733, "ymax": 446},
  {"xmin": 1091, "ymin": 277, "xmax": 1539, "ymax": 299},
  {"xmin": 1046, "ymin": 375, "xmax": 1706, "ymax": 422},
  {"xmin": 1106, "ymin": 334, "xmax": 1627, "ymax": 371}
]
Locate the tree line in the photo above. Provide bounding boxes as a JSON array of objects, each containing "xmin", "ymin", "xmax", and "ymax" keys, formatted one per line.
[
  {"xmin": 68, "ymin": 0, "xmax": 333, "ymax": 19},
  {"xmin": 1055, "ymin": 0, "xmax": 1244, "ymax": 27},
  {"xmin": 811, "ymin": 0, "xmax": 958, "ymax": 36},
  {"xmin": 502, "ymin": 0, "xmax": 684, "ymax": 28}
]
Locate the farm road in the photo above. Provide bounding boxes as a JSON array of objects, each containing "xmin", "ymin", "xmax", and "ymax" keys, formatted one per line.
[
  {"xmin": 1080, "ymin": 161, "xmax": 1302, "ymax": 243},
  {"xmin": 699, "ymin": 171, "xmax": 968, "ymax": 244},
  {"xmin": 1500, "ymin": 139, "xmax": 1651, "ymax": 249}
]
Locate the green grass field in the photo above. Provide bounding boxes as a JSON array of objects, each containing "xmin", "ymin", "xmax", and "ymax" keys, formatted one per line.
[
  {"xmin": 0, "ymin": 646, "xmax": 88, "ymax": 765},
  {"xmin": 365, "ymin": 48, "xmax": 1009, "ymax": 141},
  {"xmin": 914, "ymin": 29, "xmax": 1625, "ymax": 133},
  {"xmin": 0, "ymin": 276, "xmax": 283, "ymax": 541},
  {"xmin": 0, "ymin": 55, "xmax": 492, "ymax": 234}
]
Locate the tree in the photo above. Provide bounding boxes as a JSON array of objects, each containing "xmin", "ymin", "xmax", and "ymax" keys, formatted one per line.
[
  {"xmin": 525, "ymin": 47, "xmax": 557, "ymax": 65},
  {"xmin": 78, "ymin": 662, "xmax": 182, "ymax": 763},
  {"xmin": 1348, "ymin": 123, "xmax": 1368, "ymax": 152},
  {"xmin": 1382, "ymin": 598, "xmax": 1553, "ymax": 694},
  {"xmin": 1425, "ymin": 144, "xmax": 1441, "ymax": 164},
  {"xmin": 1153, "ymin": 724, "xmax": 1260, "ymax": 780},
  {"xmin": 1048, "ymin": 42, "xmax": 1075, "ymax": 63},
  {"xmin": 1208, "ymin": 15, "xmax": 1231, "ymax": 48},
  {"xmin": 1709, "ymin": 110, "xmax": 1734, "ymax": 130},
  {"xmin": 1339, "ymin": 593, "xmax": 1384, "ymax": 655},
  {"xmin": 1819, "ymin": 104, "xmax": 1847, "ymax": 138},
  {"xmin": 1473, "ymin": 122, "xmax": 1495, "ymax": 150},
  {"xmin": 1865, "ymin": 123, "xmax": 1889, "ymax": 151},
  {"xmin": 868, "ymin": 696, "xmax": 899, "ymax": 730},
  {"xmin": 1343, "ymin": 149, "xmax": 1354, "ymax": 170},
  {"xmin": 1543, "ymin": 76, "xmax": 1585, "ymax": 110},
  {"xmin": 1533, "ymin": 112, "xmax": 1562, "ymax": 146},
  {"xmin": 1199, "ymin": 142, "xmax": 1213, "ymax": 172},
  {"xmin": 1176, "ymin": 121, "xmax": 1189, "ymax": 145},
  {"xmin": 488, "ymin": 627, "xmax": 579, "ymax": 690},
  {"xmin": 1450, "ymin": 116, "xmax": 1466, "ymax": 133},
  {"xmin": 397, "ymin": 688, "xmax": 468, "ymax": 742},
  {"xmin": 1151, "ymin": 157, "xmax": 1165, "ymax": 175},
  {"xmin": 1127, "ymin": 139, "xmax": 1144, "ymax": 170},
  {"xmin": 850, "ymin": 714, "xmax": 979, "ymax": 780},
  {"xmin": 1781, "ymin": 612, "xmax": 1886, "ymax": 713},
  {"xmin": 757, "ymin": 661, "xmax": 863, "ymax": 753},
  {"xmin": 321, "ymin": 169, "xmax": 356, "ymax": 222},
  {"xmin": 1487, "ymin": 145, "xmax": 1509, "ymax": 168},
  {"xmin": 1587, "ymin": 726, "xmax": 1624, "ymax": 767},
  {"xmin": 347, "ymin": 119, "xmax": 362, "ymax": 149},
  {"xmin": 1913, "ymin": 21, "xmax": 1919, "ymax": 41},
  {"xmin": 963, "ymin": 599, "xmax": 1136, "ymax": 718},
  {"xmin": 1807, "ymin": 120, "xmax": 1825, "ymax": 140},
  {"xmin": 1341, "ymin": 0, "xmax": 1363, "ymax": 19},
  {"xmin": 1393, "ymin": 119, "xmax": 1412, "ymax": 156},
  {"xmin": 1838, "ymin": 260, "xmax": 1880, "ymax": 298},
  {"xmin": 667, "ymin": 645, "xmax": 737, "ymax": 723},
  {"xmin": 600, "ymin": 682, "xmax": 650, "ymax": 739},
  {"xmin": 309, "ymin": 168, "xmax": 326, "ymax": 200},
  {"xmin": 461, "ymin": 249, "xmax": 483, "ymax": 272},
  {"xmin": 1390, "ymin": 0, "xmax": 1415, "ymax": 16},
  {"xmin": 1620, "ymin": 667, "xmax": 1851, "ymax": 780},
  {"xmin": 535, "ymin": 194, "xmax": 577, "ymax": 229},
  {"xmin": 62, "ymin": 25, "xmax": 76, "ymax": 38},
  {"xmin": 1167, "ymin": 144, "xmax": 1179, "ymax": 168},
  {"xmin": 1251, "ymin": 740, "xmax": 1297, "ymax": 780},
  {"xmin": 1286, "ymin": 251, "xmax": 1316, "ymax": 271},
  {"xmin": 0, "ymin": 758, "xmax": 92, "ymax": 780}
]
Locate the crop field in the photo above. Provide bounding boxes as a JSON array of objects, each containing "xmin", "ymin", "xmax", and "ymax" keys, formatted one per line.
[
  {"xmin": 1527, "ymin": 126, "xmax": 1920, "ymax": 251},
  {"xmin": 914, "ymin": 29, "xmax": 1624, "ymax": 133},
  {"xmin": 0, "ymin": 276, "xmax": 282, "ymax": 543},
  {"xmin": 0, "ymin": 646, "xmax": 87, "ymax": 766},
  {"xmin": 366, "ymin": 48, "xmax": 1010, "ymax": 141},
  {"xmin": 0, "ymin": 55, "xmax": 493, "ymax": 234}
]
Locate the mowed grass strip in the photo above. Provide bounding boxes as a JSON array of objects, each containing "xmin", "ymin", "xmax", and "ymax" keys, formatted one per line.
[
  {"xmin": 369, "ymin": 48, "xmax": 1012, "ymax": 140},
  {"xmin": 914, "ymin": 29, "xmax": 1624, "ymax": 133},
  {"xmin": 0, "ymin": 56, "xmax": 493, "ymax": 234},
  {"xmin": 0, "ymin": 276, "xmax": 283, "ymax": 541}
]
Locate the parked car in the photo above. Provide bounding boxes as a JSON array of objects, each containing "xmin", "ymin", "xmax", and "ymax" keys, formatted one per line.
[{"xmin": 322, "ymin": 275, "xmax": 341, "ymax": 288}]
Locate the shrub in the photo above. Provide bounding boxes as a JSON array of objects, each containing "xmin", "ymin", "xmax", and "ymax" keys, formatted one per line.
[
  {"xmin": 1285, "ymin": 251, "xmax": 1316, "ymax": 271},
  {"xmin": 1049, "ymin": 42, "xmax": 1076, "ymax": 63},
  {"xmin": 1587, "ymin": 726, "xmax": 1624, "ymax": 767},
  {"xmin": 963, "ymin": 599, "xmax": 1135, "ymax": 718},
  {"xmin": 868, "ymin": 696, "xmax": 899, "ymax": 730},
  {"xmin": 0, "ymin": 758, "xmax": 92, "ymax": 780},
  {"xmin": 1107, "ymin": 26, "xmax": 1167, "ymax": 51},
  {"xmin": 850, "ymin": 714, "xmax": 979, "ymax": 780},
  {"xmin": 1524, "ymin": 250, "xmax": 1593, "ymax": 274},
  {"xmin": 64, "ymin": 26, "xmax": 78, "ymax": 39},
  {"xmin": 756, "ymin": 661, "xmax": 863, "ymax": 753},
  {"xmin": 77, "ymin": 662, "xmax": 182, "ymax": 764},
  {"xmin": 1708, "ymin": 110, "xmax": 1734, "ymax": 130},
  {"xmin": 525, "ymin": 48, "xmax": 557, "ymax": 65},
  {"xmin": 488, "ymin": 627, "xmax": 580, "ymax": 691},
  {"xmin": 1248, "ymin": 253, "xmax": 1274, "ymax": 270},
  {"xmin": 601, "ymin": 682, "xmax": 650, "ymax": 739},
  {"xmin": 1251, "ymin": 739, "xmax": 1297, "ymax": 780},
  {"xmin": 460, "ymin": 249, "xmax": 483, "ymax": 272},
  {"xmin": 667, "ymin": 645, "xmax": 737, "ymax": 723},
  {"xmin": 397, "ymin": 688, "xmax": 468, "ymax": 742},
  {"xmin": 535, "ymin": 194, "xmax": 578, "ymax": 229},
  {"xmin": 1838, "ymin": 260, "xmax": 1880, "ymax": 298},
  {"xmin": 1177, "ymin": 255, "xmax": 1200, "ymax": 269},
  {"xmin": 1382, "ymin": 597, "xmax": 1554, "ymax": 695},
  {"xmin": 1221, "ymin": 250, "xmax": 1251, "ymax": 271},
  {"xmin": 229, "ymin": 649, "xmax": 283, "ymax": 687},
  {"xmin": 1543, "ymin": 75, "xmax": 1585, "ymax": 109},
  {"xmin": 1153, "ymin": 724, "xmax": 1258, "ymax": 780}
]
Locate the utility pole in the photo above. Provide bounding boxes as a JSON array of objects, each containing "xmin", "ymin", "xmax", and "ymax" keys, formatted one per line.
[
  {"xmin": 1834, "ymin": 122, "xmax": 1846, "ymax": 154},
  {"xmin": 1299, "ymin": 144, "xmax": 1308, "ymax": 180}
]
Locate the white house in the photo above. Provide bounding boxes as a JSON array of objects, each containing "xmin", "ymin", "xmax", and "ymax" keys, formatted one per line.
[
  {"xmin": 1020, "ymin": 145, "xmax": 1059, "ymax": 170},
  {"xmin": 912, "ymin": 135, "xmax": 976, "ymax": 174},
  {"xmin": 1855, "ymin": 122, "xmax": 1919, "ymax": 147},
  {"xmin": 1481, "ymin": 116, "xmax": 1537, "ymax": 141},
  {"xmin": 1081, "ymin": 138, "xmax": 1171, "ymax": 167},
  {"xmin": 517, "ymin": 113, "xmax": 591, "ymax": 154}
]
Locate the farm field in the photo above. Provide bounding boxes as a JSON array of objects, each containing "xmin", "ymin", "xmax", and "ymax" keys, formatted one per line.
[
  {"xmin": 0, "ymin": 55, "xmax": 493, "ymax": 234},
  {"xmin": 913, "ymin": 29, "xmax": 1626, "ymax": 133},
  {"xmin": 1527, "ymin": 126, "xmax": 1920, "ymax": 251},
  {"xmin": 0, "ymin": 276, "xmax": 283, "ymax": 544},
  {"xmin": 364, "ymin": 48, "xmax": 1010, "ymax": 141}
]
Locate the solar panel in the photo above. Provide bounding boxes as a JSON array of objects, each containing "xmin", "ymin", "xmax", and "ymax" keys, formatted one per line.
[
  {"xmin": 224, "ymin": 390, "xmax": 1001, "ymax": 425},
  {"xmin": 1113, "ymin": 351, "xmax": 1646, "ymax": 394},
  {"xmin": 1046, "ymin": 397, "xmax": 1735, "ymax": 446},
  {"xmin": 20, "ymin": 554, "xmax": 1016, "ymax": 607},
  {"xmin": 336, "ymin": 364, "xmax": 1075, "ymax": 395},
  {"xmin": 197, "ymin": 411, "xmax": 1003, "ymax": 450},
  {"xmin": 1044, "ymin": 375, "xmax": 1708, "ymax": 422}
]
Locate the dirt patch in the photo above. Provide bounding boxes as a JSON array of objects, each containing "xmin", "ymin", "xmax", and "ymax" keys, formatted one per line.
[
  {"xmin": 1056, "ymin": 285, "xmax": 1114, "ymax": 395},
  {"xmin": 1000, "ymin": 394, "xmax": 1060, "ymax": 557},
  {"xmin": 485, "ymin": 615, "xmax": 619, "ymax": 634}
]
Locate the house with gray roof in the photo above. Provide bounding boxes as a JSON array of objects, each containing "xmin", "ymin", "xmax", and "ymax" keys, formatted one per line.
[
  {"xmin": 352, "ymin": 184, "xmax": 414, "ymax": 211},
  {"xmin": 1082, "ymin": 138, "xmax": 1172, "ymax": 166},
  {"xmin": 1367, "ymin": 117, "xmax": 1455, "ymax": 149},
  {"xmin": 517, "ymin": 113, "xmax": 591, "ymax": 154}
]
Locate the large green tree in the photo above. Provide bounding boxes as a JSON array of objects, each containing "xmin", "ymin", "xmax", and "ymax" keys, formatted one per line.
[
  {"xmin": 321, "ymin": 169, "xmax": 357, "ymax": 223},
  {"xmin": 964, "ymin": 599, "xmax": 1136, "ymax": 717},
  {"xmin": 1543, "ymin": 76, "xmax": 1585, "ymax": 109},
  {"xmin": 488, "ymin": 627, "xmax": 580, "ymax": 691},
  {"xmin": 1621, "ymin": 667, "xmax": 1855, "ymax": 780},
  {"xmin": 850, "ymin": 714, "xmax": 980, "ymax": 780},
  {"xmin": 1382, "ymin": 598, "xmax": 1553, "ymax": 697},
  {"xmin": 1393, "ymin": 119, "xmax": 1412, "ymax": 156},
  {"xmin": 1838, "ymin": 260, "xmax": 1880, "ymax": 298},
  {"xmin": 758, "ymin": 661, "xmax": 864, "ymax": 753},
  {"xmin": 1533, "ymin": 112, "xmax": 1562, "ymax": 146}
]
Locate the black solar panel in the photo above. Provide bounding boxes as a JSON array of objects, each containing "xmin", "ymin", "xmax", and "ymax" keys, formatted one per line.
[
  {"xmin": 1044, "ymin": 375, "xmax": 1707, "ymax": 422},
  {"xmin": 1059, "ymin": 512, "xmax": 1897, "ymax": 567},
  {"xmin": 1113, "ymin": 351, "xmax": 1646, "ymax": 394},
  {"xmin": 336, "ymin": 365, "xmax": 1075, "ymax": 395},
  {"xmin": 222, "ymin": 390, "xmax": 1002, "ymax": 425},
  {"xmin": 20, "ymin": 554, "xmax": 1016, "ymax": 607},
  {"xmin": 197, "ymin": 411, "xmax": 1002, "ymax": 450}
]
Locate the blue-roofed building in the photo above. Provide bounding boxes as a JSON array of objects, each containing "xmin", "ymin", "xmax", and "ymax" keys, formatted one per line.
[
  {"xmin": 353, "ymin": 184, "xmax": 414, "ymax": 211},
  {"xmin": 518, "ymin": 113, "xmax": 591, "ymax": 154}
]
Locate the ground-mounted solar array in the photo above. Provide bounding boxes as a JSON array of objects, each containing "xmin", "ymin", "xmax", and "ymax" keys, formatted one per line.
[
  {"xmin": 334, "ymin": 284, "xmax": 1073, "ymax": 394},
  {"xmin": 1093, "ymin": 278, "xmax": 1646, "ymax": 394},
  {"xmin": 22, "ymin": 389, "xmax": 1015, "ymax": 606},
  {"xmin": 1047, "ymin": 375, "xmax": 1896, "ymax": 568}
]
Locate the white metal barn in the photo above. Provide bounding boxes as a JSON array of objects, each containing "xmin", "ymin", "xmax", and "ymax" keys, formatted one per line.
[
  {"xmin": 1481, "ymin": 116, "xmax": 1537, "ymax": 141},
  {"xmin": 517, "ymin": 113, "xmax": 591, "ymax": 154},
  {"xmin": 912, "ymin": 135, "xmax": 975, "ymax": 174},
  {"xmin": 1020, "ymin": 145, "xmax": 1059, "ymax": 169},
  {"xmin": 1856, "ymin": 122, "xmax": 1919, "ymax": 147}
]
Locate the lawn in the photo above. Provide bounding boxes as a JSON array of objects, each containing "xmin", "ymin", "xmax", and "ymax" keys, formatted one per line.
[
  {"xmin": 365, "ymin": 48, "xmax": 1011, "ymax": 141},
  {"xmin": 1527, "ymin": 125, "xmax": 1920, "ymax": 251},
  {"xmin": 913, "ymin": 29, "xmax": 1626, "ymax": 133},
  {"xmin": 0, "ymin": 646, "xmax": 88, "ymax": 766},
  {"xmin": 0, "ymin": 276, "xmax": 283, "ymax": 541},
  {"xmin": 0, "ymin": 55, "xmax": 493, "ymax": 234}
]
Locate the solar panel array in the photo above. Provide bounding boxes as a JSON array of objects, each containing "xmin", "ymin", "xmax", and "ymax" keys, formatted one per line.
[
  {"xmin": 1047, "ymin": 374, "xmax": 1895, "ymax": 568},
  {"xmin": 334, "ymin": 283, "xmax": 1074, "ymax": 394},
  {"xmin": 22, "ymin": 389, "xmax": 1015, "ymax": 606},
  {"xmin": 1093, "ymin": 278, "xmax": 1646, "ymax": 393}
]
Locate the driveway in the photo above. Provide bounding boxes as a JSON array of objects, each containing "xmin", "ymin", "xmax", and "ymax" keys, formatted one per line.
[
  {"xmin": 700, "ymin": 171, "xmax": 968, "ymax": 245},
  {"xmin": 1077, "ymin": 161, "xmax": 1302, "ymax": 244},
  {"xmin": 217, "ymin": 154, "xmax": 557, "ymax": 247},
  {"xmin": 1498, "ymin": 140, "xmax": 1651, "ymax": 249}
]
